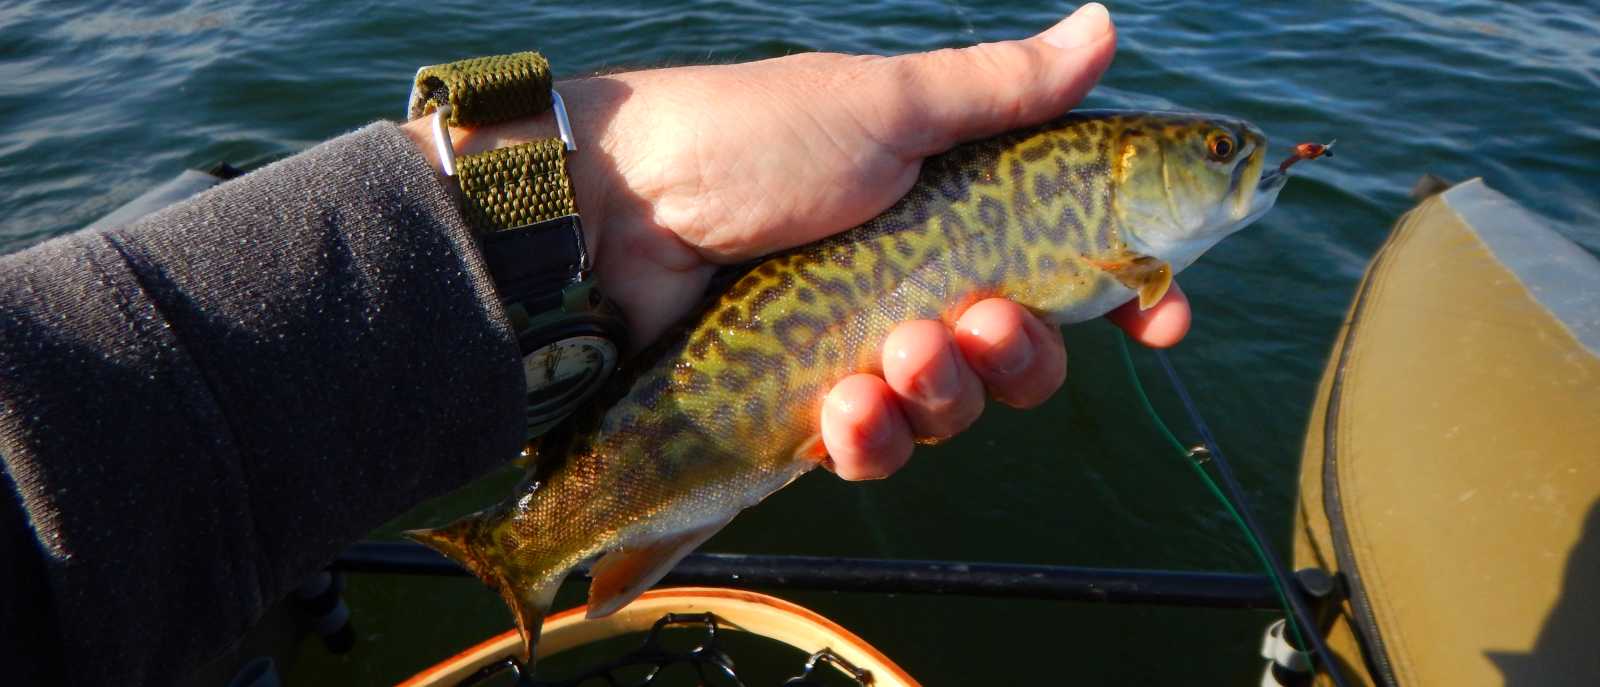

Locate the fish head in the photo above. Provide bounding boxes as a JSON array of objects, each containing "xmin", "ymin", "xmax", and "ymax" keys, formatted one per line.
[{"xmin": 1111, "ymin": 112, "xmax": 1283, "ymax": 270}]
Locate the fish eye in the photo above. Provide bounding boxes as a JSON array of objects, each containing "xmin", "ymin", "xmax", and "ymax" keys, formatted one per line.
[{"xmin": 1206, "ymin": 131, "xmax": 1236, "ymax": 162}]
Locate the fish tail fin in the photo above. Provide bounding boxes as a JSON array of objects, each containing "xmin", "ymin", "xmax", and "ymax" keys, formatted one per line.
[
  {"xmin": 405, "ymin": 515, "xmax": 489, "ymax": 580},
  {"xmin": 405, "ymin": 513, "xmax": 568, "ymax": 664}
]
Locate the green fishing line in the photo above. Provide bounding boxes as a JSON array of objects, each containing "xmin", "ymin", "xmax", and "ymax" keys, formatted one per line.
[{"xmin": 1114, "ymin": 332, "xmax": 1310, "ymax": 651}]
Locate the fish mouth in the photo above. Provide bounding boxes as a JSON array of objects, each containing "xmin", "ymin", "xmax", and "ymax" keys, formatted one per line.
[
  {"xmin": 1224, "ymin": 136, "xmax": 1286, "ymax": 228},
  {"xmin": 1257, "ymin": 167, "xmax": 1290, "ymax": 194},
  {"xmin": 1230, "ymin": 135, "xmax": 1272, "ymax": 221}
]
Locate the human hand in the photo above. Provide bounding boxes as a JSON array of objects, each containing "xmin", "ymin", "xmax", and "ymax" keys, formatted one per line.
[
  {"xmin": 822, "ymin": 288, "xmax": 1189, "ymax": 479},
  {"xmin": 404, "ymin": 3, "xmax": 1190, "ymax": 479}
]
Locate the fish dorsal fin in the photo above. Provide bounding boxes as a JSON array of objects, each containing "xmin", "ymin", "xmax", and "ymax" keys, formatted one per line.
[
  {"xmin": 586, "ymin": 515, "xmax": 735, "ymax": 619},
  {"xmin": 1095, "ymin": 254, "xmax": 1173, "ymax": 310}
]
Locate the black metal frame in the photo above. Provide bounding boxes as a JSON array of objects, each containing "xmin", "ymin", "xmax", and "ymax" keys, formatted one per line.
[{"xmin": 335, "ymin": 541, "xmax": 1281, "ymax": 610}]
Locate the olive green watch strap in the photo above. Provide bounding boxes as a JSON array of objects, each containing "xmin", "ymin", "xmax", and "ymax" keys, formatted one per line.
[
  {"xmin": 409, "ymin": 51, "xmax": 576, "ymax": 233},
  {"xmin": 410, "ymin": 52, "xmax": 553, "ymax": 127},
  {"xmin": 457, "ymin": 139, "xmax": 577, "ymax": 230}
]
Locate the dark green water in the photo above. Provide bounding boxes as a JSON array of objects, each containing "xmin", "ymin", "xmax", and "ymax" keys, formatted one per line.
[{"xmin": 4, "ymin": 1, "xmax": 1597, "ymax": 684}]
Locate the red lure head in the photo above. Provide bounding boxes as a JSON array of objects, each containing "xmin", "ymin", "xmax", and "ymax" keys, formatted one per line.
[{"xmin": 1279, "ymin": 140, "xmax": 1335, "ymax": 173}]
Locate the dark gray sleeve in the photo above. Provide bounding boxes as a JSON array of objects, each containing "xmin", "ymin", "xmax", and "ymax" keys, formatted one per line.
[{"xmin": 0, "ymin": 122, "xmax": 526, "ymax": 685}]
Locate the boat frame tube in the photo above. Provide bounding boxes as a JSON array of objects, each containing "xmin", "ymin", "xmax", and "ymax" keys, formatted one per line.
[{"xmin": 336, "ymin": 540, "xmax": 1284, "ymax": 610}]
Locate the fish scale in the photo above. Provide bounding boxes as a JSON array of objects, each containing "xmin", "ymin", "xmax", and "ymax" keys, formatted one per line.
[{"xmin": 410, "ymin": 109, "xmax": 1287, "ymax": 663}]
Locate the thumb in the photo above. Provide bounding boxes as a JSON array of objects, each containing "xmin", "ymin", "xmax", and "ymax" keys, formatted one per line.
[{"xmin": 884, "ymin": 3, "xmax": 1117, "ymax": 157}]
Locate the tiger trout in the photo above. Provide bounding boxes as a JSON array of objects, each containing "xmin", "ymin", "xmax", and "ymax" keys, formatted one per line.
[{"xmin": 411, "ymin": 110, "xmax": 1304, "ymax": 660}]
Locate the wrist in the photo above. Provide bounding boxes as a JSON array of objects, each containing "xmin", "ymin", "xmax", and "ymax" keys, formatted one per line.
[{"xmin": 399, "ymin": 77, "xmax": 624, "ymax": 258}]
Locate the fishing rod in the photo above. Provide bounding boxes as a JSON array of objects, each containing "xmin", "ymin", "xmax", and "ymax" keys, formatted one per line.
[{"xmin": 1116, "ymin": 334, "xmax": 1350, "ymax": 687}]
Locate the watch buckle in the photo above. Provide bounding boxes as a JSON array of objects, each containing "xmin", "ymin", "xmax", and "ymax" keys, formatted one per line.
[{"xmin": 407, "ymin": 65, "xmax": 577, "ymax": 178}]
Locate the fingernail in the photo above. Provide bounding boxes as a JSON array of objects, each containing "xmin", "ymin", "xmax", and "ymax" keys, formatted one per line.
[
  {"xmin": 832, "ymin": 393, "xmax": 893, "ymax": 449},
  {"xmin": 860, "ymin": 409, "xmax": 894, "ymax": 449},
  {"xmin": 913, "ymin": 346, "xmax": 963, "ymax": 404},
  {"xmin": 1041, "ymin": 3, "xmax": 1110, "ymax": 49},
  {"xmin": 980, "ymin": 329, "xmax": 1035, "ymax": 377}
]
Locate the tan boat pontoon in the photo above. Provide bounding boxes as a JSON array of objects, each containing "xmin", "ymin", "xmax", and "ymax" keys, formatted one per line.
[{"xmin": 1294, "ymin": 179, "xmax": 1600, "ymax": 685}]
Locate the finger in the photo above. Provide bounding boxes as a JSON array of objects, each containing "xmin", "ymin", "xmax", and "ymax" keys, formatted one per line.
[
  {"xmin": 1106, "ymin": 282, "xmax": 1191, "ymax": 348},
  {"xmin": 953, "ymin": 299, "xmax": 1069, "ymax": 409},
  {"xmin": 884, "ymin": 3, "xmax": 1117, "ymax": 156},
  {"xmin": 881, "ymin": 320, "xmax": 986, "ymax": 441},
  {"xmin": 820, "ymin": 373, "xmax": 915, "ymax": 481}
]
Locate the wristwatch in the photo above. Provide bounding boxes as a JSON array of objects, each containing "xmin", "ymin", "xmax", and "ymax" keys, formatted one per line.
[{"xmin": 406, "ymin": 52, "xmax": 627, "ymax": 439}]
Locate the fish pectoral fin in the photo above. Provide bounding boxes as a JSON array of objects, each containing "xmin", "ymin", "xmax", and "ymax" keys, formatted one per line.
[
  {"xmin": 586, "ymin": 515, "xmax": 735, "ymax": 619},
  {"xmin": 1094, "ymin": 255, "xmax": 1173, "ymax": 311},
  {"xmin": 794, "ymin": 433, "xmax": 830, "ymax": 465}
]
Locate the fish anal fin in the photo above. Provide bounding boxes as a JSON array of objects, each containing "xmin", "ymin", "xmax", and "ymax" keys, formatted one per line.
[
  {"xmin": 1093, "ymin": 254, "xmax": 1173, "ymax": 311},
  {"xmin": 586, "ymin": 515, "xmax": 734, "ymax": 619},
  {"xmin": 501, "ymin": 571, "xmax": 566, "ymax": 663}
]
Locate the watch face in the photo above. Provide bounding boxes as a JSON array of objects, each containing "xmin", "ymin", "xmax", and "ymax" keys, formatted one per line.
[{"xmin": 522, "ymin": 335, "xmax": 618, "ymax": 436}]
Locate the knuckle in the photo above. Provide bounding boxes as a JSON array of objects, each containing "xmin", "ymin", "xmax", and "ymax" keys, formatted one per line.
[
  {"xmin": 912, "ymin": 391, "xmax": 983, "ymax": 440},
  {"xmin": 819, "ymin": 53, "xmax": 889, "ymax": 94},
  {"xmin": 908, "ymin": 47, "xmax": 967, "ymax": 78},
  {"xmin": 964, "ymin": 42, "xmax": 1040, "ymax": 122},
  {"xmin": 972, "ymin": 40, "xmax": 1043, "ymax": 79}
]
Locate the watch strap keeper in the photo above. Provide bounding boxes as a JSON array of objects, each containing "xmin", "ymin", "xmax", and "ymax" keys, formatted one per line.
[
  {"xmin": 457, "ymin": 139, "xmax": 577, "ymax": 231},
  {"xmin": 409, "ymin": 52, "xmax": 553, "ymax": 127}
]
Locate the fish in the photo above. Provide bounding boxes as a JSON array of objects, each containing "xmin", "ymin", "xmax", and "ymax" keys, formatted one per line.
[{"xmin": 409, "ymin": 110, "xmax": 1297, "ymax": 661}]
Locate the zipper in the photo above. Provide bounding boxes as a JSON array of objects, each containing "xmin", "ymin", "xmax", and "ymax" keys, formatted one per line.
[{"xmin": 1320, "ymin": 231, "xmax": 1401, "ymax": 687}]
